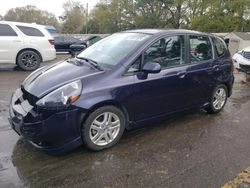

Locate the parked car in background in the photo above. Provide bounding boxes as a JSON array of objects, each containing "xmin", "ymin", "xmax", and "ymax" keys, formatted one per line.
[
  {"xmin": 9, "ymin": 29, "xmax": 234, "ymax": 154},
  {"xmin": 232, "ymin": 47, "xmax": 250, "ymax": 72},
  {"xmin": 0, "ymin": 21, "xmax": 56, "ymax": 70},
  {"xmin": 69, "ymin": 43, "xmax": 87, "ymax": 57},
  {"xmin": 54, "ymin": 35, "xmax": 87, "ymax": 53},
  {"xmin": 83, "ymin": 35, "xmax": 102, "ymax": 46}
]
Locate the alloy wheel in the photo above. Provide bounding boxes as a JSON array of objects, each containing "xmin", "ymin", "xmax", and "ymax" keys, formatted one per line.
[
  {"xmin": 212, "ymin": 88, "xmax": 227, "ymax": 110},
  {"xmin": 89, "ymin": 112, "xmax": 121, "ymax": 146},
  {"xmin": 21, "ymin": 53, "xmax": 38, "ymax": 68}
]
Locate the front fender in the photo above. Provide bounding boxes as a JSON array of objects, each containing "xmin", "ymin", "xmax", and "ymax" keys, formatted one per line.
[{"xmin": 75, "ymin": 91, "xmax": 115, "ymax": 110}]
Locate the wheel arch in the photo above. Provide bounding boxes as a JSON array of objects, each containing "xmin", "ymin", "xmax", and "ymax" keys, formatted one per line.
[
  {"xmin": 16, "ymin": 48, "xmax": 43, "ymax": 64},
  {"xmin": 221, "ymin": 82, "xmax": 231, "ymax": 97},
  {"xmin": 81, "ymin": 100, "xmax": 131, "ymax": 130}
]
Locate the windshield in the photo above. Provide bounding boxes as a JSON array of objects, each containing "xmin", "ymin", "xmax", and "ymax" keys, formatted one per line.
[{"xmin": 77, "ymin": 32, "xmax": 150, "ymax": 69}]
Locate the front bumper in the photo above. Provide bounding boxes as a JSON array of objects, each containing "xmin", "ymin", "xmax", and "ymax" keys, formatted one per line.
[{"xmin": 9, "ymin": 88, "xmax": 85, "ymax": 154}]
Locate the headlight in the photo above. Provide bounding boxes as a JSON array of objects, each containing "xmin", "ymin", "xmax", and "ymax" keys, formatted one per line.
[{"xmin": 36, "ymin": 80, "xmax": 82, "ymax": 109}]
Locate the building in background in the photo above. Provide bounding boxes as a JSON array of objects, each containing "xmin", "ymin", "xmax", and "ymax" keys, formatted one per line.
[{"xmin": 224, "ymin": 32, "xmax": 250, "ymax": 55}]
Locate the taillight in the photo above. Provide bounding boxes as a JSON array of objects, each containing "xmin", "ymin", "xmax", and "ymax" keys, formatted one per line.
[{"xmin": 48, "ymin": 39, "xmax": 55, "ymax": 45}]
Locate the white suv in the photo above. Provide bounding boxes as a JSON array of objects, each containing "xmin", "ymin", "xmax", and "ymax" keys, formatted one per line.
[{"xmin": 0, "ymin": 21, "xmax": 56, "ymax": 70}]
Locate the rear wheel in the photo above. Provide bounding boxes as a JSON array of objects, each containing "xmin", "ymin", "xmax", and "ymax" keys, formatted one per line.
[
  {"xmin": 206, "ymin": 84, "xmax": 228, "ymax": 114},
  {"xmin": 17, "ymin": 50, "xmax": 41, "ymax": 71},
  {"xmin": 82, "ymin": 106, "xmax": 125, "ymax": 151}
]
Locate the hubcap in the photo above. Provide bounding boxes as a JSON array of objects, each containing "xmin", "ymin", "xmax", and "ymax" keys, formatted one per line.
[
  {"xmin": 213, "ymin": 88, "xmax": 226, "ymax": 110},
  {"xmin": 89, "ymin": 112, "xmax": 120, "ymax": 146},
  {"xmin": 21, "ymin": 54, "xmax": 38, "ymax": 68}
]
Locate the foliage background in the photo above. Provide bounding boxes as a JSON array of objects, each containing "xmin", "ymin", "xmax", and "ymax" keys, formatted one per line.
[{"xmin": 1, "ymin": 0, "xmax": 250, "ymax": 34}]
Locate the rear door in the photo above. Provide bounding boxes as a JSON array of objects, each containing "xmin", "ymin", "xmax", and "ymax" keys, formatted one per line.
[
  {"xmin": 211, "ymin": 37, "xmax": 232, "ymax": 85},
  {"xmin": 184, "ymin": 35, "xmax": 215, "ymax": 107},
  {"xmin": 0, "ymin": 23, "xmax": 23, "ymax": 63}
]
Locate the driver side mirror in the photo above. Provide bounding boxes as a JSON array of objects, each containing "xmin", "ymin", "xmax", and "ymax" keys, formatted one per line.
[
  {"xmin": 142, "ymin": 62, "xmax": 161, "ymax": 74},
  {"xmin": 138, "ymin": 62, "xmax": 161, "ymax": 80}
]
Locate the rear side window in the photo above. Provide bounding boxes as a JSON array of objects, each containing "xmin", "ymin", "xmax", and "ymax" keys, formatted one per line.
[
  {"xmin": 0, "ymin": 24, "xmax": 17, "ymax": 36},
  {"xmin": 54, "ymin": 36, "xmax": 64, "ymax": 43},
  {"xmin": 213, "ymin": 37, "xmax": 226, "ymax": 57},
  {"xmin": 17, "ymin": 25, "xmax": 44, "ymax": 37},
  {"xmin": 189, "ymin": 35, "xmax": 213, "ymax": 63},
  {"xmin": 64, "ymin": 37, "xmax": 80, "ymax": 43}
]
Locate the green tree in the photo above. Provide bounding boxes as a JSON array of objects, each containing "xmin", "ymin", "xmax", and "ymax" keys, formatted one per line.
[
  {"xmin": 133, "ymin": 0, "xmax": 166, "ymax": 28},
  {"xmin": 4, "ymin": 5, "xmax": 59, "ymax": 29},
  {"xmin": 61, "ymin": 0, "xmax": 85, "ymax": 34},
  {"xmin": 90, "ymin": 0, "xmax": 121, "ymax": 33},
  {"xmin": 78, "ymin": 0, "xmax": 250, "ymax": 34},
  {"xmin": 190, "ymin": 0, "xmax": 250, "ymax": 32}
]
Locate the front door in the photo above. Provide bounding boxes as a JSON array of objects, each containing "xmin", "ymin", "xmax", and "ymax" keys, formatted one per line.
[{"xmin": 125, "ymin": 35, "xmax": 191, "ymax": 121}]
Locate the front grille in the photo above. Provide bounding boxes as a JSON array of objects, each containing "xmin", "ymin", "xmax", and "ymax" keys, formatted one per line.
[
  {"xmin": 243, "ymin": 52, "xmax": 250, "ymax": 60},
  {"xmin": 240, "ymin": 64, "xmax": 250, "ymax": 72},
  {"xmin": 21, "ymin": 87, "xmax": 39, "ymax": 106}
]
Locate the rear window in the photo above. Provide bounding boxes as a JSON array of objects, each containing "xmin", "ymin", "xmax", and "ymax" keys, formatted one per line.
[
  {"xmin": 213, "ymin": 37, "xmax": 226, "ymax": 57},
  {"xmin": 0, "ymin": 24, "xmax": 17, "ymax": 36},
  {"xmin": 17, "ymin": 25, "xmax": 44, "ymax": 37},
  {"xmin": 189, "ymin": 35, "xmax": 213, "ymax": 63}
]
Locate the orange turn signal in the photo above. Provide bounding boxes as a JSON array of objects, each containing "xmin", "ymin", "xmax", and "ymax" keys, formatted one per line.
[{"xmin": 69, "ymin": 95, "xmax": 80, "ymax": 103}]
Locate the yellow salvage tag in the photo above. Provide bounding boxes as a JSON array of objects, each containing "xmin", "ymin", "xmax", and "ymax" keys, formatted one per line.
[{"xmin": 222, "ymin": 167, "xmax": 250, "ymax": 188}]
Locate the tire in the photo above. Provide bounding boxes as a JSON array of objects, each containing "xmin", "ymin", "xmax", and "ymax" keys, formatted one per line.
[
  {"xmin": 206, "ymin": 84, "xmax": 228, "ymax": 114},
  {"xmin": 82, "ymin": 106, "xmax": 126, "ymax": 151},
  {"xmin": 17, "ymin": 50, "xmax": 41, "ymax": 71}
]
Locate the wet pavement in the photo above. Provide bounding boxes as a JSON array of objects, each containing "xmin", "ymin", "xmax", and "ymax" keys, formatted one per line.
[{"xmin": 0, "ymin": 60, "xmax": 250, "ymax": 187}]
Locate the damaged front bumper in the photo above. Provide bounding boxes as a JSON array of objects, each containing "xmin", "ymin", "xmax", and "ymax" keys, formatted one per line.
[{"xmin": 9, "ymin": 88, "xmax": 85, "ymax": 154}]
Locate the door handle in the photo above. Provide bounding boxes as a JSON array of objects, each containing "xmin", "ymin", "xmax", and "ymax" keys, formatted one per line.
[
  {"xmin": 212, "ymin": 65, "xmax": 220, "ymax": 71},
  {"xmin": 13, "ymin": 39, "xmax": 22, "ymax": 42},
  {"xmin": 177, "ymin": 71, "xmax": 186, "ymax": 79}
]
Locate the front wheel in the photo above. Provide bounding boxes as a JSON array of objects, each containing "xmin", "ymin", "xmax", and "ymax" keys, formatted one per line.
[
  {"xmin": 81, "ymin": 106, "xmax": 125, "ymax": 151},
  {"xmin": 206, "ymin": 84, "xmax": 228, "ymax": 114}
]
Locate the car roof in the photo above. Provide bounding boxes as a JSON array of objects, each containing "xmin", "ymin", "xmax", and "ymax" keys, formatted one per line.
[
  {"xmin": 0, "ymin": 21, "xmax": 41, "ymax": 27},
  {"xmin": 0, "ymin": 21, "xmax": 53, "ymax": 38},
  {"xmin": 123, "ymin": 29, "xmax": 213, "ymax": 37}
]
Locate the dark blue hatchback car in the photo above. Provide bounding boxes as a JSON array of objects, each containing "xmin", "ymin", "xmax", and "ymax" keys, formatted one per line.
[{"xmin": 9, "ymin": 29, "xmax": 234, "ymax": 154}]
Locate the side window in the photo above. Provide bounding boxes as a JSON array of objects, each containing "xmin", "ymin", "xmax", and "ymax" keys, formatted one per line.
[
  {"xmin": 189, "ymin": 35, "xmax": 213, "ymax": 63},
  {"xmin": 16, "ymin": 25, "xmax": 44, "ymax": 37},
  {"xmin": 144, "ymin": 35, "xmax": 186, "ymax": 69},
  {"xmin": 126, "ymin": 56, "xmax": 141, "ymax": 74},
  {"xmin": 213, "ymin": 37, "xmax": 226, "ymax": 57},
  {"xmin": 54, "ymin": 36, "xmax": 64, "ymax": 43},
  {"xmin": 0, "ymin": 24, "xmax": 17, "ymax": 36},
  {"xmin": 65, "ymin": 37, "xmax": 79, "ymax": 43}
]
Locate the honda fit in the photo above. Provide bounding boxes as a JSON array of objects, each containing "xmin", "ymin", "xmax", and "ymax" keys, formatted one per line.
[{"xmin": 9, "ymin": 29, "xmax": 234, "ymax": 154}]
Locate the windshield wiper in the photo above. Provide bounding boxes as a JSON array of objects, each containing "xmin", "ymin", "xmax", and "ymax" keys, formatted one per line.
[{"xmin": 76, "ymin": 57, "xmax": 103, "ymax": 71}]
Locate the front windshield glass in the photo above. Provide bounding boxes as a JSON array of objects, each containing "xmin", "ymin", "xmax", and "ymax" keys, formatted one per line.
[{"xmin": 77, "ymin": 32, "xmax": 150, "ymax": 69}]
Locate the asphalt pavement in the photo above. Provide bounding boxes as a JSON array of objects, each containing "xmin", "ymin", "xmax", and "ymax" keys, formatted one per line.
[{"xmin": 0, "ymin": 57, "xmax": 250, "ymax": 188}]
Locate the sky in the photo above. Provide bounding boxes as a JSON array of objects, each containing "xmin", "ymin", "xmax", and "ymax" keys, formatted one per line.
[{"xmin": 0, "ymin": 0, "xmax": 99, "ymax": 18}]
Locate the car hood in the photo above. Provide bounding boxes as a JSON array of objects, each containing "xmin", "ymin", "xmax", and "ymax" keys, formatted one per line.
[{"xmin": 22, "ymin": 59, "xmax": 102, "ymax": 98}]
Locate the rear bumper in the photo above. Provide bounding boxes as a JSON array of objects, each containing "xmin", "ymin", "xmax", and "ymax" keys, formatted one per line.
[
  {"xmin": 42, "ymin": 48, "xmax": 56, "ymax": 62},
  {"xmin": 9, "ymin": 88, "xmax": 85, "ymax": 154}
]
